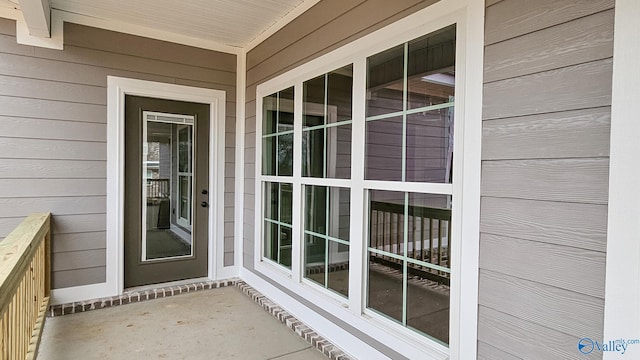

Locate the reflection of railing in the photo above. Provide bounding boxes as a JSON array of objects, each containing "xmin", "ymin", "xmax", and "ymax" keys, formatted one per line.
[
  {"xmin": 0, "ymin": 213, "xmax": 51, "ymax": 359},
  {"xmin": 147, "ymin": 178, "xmax": 169, "ymax": 198},
  {"xmin": 370, "ymin": 201, "xmax": 451, "ymax": 285}
]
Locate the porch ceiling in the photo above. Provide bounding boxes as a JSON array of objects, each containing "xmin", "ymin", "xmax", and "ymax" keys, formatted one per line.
[{"xmin": 2, "ymin": 0, "xmax": 316, "ymax": 50}]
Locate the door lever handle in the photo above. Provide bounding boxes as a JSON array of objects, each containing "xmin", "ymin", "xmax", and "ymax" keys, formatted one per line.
[{"xmin": 201, "ymin": 201, "xmax": 208, "ymax": 208}]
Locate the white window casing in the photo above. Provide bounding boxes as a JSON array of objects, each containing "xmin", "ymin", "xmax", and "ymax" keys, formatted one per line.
[
  {"xmin": 603, "ymin": 1, "xmax": 640, "ymax": 358},
  {"xmin": 252, "ymin": 0, "xmax": 483, "ymax": 358}
]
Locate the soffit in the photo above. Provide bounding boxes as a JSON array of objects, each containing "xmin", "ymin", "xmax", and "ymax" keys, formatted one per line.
[{"xmin": 3, "ymin": 0, "xmax": 311, "ymax": 49}]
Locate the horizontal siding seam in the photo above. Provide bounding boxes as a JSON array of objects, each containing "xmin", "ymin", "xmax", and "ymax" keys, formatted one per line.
[
  {"xmin": 51, "ymin": 230, "xmax": 105, "ymax": 236},
  {"xmin": 477, "ymin": 304, "xmax": 598, "ymax": 342},
  {"xmin": 481, "ymin": 105, "xmax": 613, "ymax": 122},
  {"xmin": 53, "ymin": 248, "xmax": 106, "ymax": 256},
  {"xmin": 484, "ymin": 7, "xmax": 615, "ymax": 47},
  {"xmin": 482, "ymin": 56, "xmax": 613, "ymax": 85},
  {"xmin": 477, "ymin": 341, "xmax": 523, "ymax": 360},
  {"xmin": 0, "ymin": 158, "xmax": 106, "ymax": 163},
  {"xmin": 247, "ymin": 1, "xmax": 428, "ymax": 87},
  {"xmin": 0, "ymin": 135, "xmax": 106, "ymax": 144},
  {"xmin": 479, "ymin": 194, "xmax": 607, "ymax": 206},
  {"xmin": 0, "ymin": 73, "xmax": 105, "ymax": 89},
  {"xmin": 481, "ymin": 155, "xmax": 610, "ymax": 162},
  {"xmin": 480, "ymin": 268, "xmax": 605, "ymax": 301},
  {"xmin": 0, "ymin": 51, "xmax": 228, "ymax": 88},
  {"xmin": 484, "ymin": 0, "xmax": 506, "ymax": 9},
  {"xmin": 53, "ymin": 265, "xmax": 105, "ymax": 273},
  {"xmin": 0, "ymin": 93, "xmax": 107, "ymax": 107},
  {"xmin": 0, "ymin": 195, "xmax": 105, "ymax": 199},
  {"xmin": 246, "ymin": 1, "xmax": 364, "ymax": 72},
  {"xmin": 479, "ymin": 231, "xmax": 607, "ymax": 255},
  {"xmin": 481, "ymin": 105, "xmax": 611, "ymax": 123},
  {"xmin": 64, "ymin": 43, "xmax": 237, "ymax": 74},
  {"xmin": 0, "ymin": 114, "xmax": 107, "ymax": 125}
]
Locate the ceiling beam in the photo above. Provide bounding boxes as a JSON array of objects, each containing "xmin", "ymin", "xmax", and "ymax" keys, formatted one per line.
[{"xmin": 17, "ymin": 0, "xmax": 51, "ymax": 37}]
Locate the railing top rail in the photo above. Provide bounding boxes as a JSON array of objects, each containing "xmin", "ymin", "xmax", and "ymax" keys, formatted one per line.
[
  {"xmin": 370, "ymin": 201, "xmax": 451, "ymax": 220},
  {"xmin": 0, "ymin": 212, "xmax": 51, "ymax": 311}
]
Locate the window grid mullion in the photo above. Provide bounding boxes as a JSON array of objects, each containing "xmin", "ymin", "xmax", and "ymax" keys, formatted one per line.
[
  {"xmin": 325, "ymin": 186, "xmax": 330, "ymax": 288},
  {"xmin": 402, "ymin": 43, "xmax": 408, "ymax": 183},
  {"xmin": 323, "ymin": 73, "xmax": 328, "ymax": 179},
  {"xmin": 402, "ymin": 192, "xmax": 409, "ymax": 326}
]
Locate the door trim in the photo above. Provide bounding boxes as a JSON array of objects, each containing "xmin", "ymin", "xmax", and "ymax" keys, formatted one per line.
[{"xmin": 106, "ymin": 76, "xmax": 228, "ymax": 296}]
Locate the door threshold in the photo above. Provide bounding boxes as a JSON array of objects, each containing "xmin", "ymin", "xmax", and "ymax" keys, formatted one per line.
[
  {"xmin": 124, "ymin": 277, "xmax": 212, "ymax": 293},
  {"xmin": 48, "ymin": 278, "xmax": 238, "ymax": 317}
]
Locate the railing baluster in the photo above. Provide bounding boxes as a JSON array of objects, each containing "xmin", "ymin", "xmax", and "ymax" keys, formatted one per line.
[{"xmin": 0, "ymin": 213, "xmax": 51, "ymax": 360}]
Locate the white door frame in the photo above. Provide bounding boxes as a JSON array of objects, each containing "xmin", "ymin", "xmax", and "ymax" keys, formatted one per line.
[{"xmin": 106, "ymin": 76, "xmax": 228, "ymax": 296}]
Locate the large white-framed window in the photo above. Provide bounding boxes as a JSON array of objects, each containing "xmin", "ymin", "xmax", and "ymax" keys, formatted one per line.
[
  {"xmin": 603, "ymin": 1, "xmax": 640, "ymax": 358},
  {"xmin": 253, "ymin": 0, "xmax": 483, "ymax": 358}
]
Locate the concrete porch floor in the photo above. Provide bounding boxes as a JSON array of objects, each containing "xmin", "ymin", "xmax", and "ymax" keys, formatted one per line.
[{"xmin": 38, "ymin": 286, "xmax": 330, "ymax": 360}]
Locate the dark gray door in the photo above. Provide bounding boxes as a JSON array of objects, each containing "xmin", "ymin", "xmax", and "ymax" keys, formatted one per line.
[{"xmin": 124, "ymin": 95, "xmax": 209, "ymax": 288}]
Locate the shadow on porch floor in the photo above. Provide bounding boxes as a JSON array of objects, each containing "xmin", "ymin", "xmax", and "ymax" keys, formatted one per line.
[{"xmin": 37, "ymin": 286, "xmax": 329, "ymax": 360}]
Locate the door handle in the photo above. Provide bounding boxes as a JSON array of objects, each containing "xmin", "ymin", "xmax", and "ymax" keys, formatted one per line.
[{"xmin": 201, "ymin": 201, "xmax": 208, "ymax": 208}]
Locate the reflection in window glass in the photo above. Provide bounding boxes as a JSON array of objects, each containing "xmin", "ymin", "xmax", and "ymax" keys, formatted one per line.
[
  {"xmin": 367, "ymin": 190, "xmax": 451, "ymax": 344},
  {"xmin": 262, "ymin": 87, "xmax": 294, "ymax": 176},
  {"xmin": 365, "ymin": 25, "xmax": 456, "ymax": 183},
  {"xmin": 365, "ymin": 117, "xmax": 402, "ymax": 181},
  {"xmin": 302, "ymin": 65, "xmax": 353, "ymax": 179},
  {"xmin": 263, "ymin": 182, "xmax": 293, "ymax": 268},
  {"xmin": 304, "ymin": 185, "xmax": 350, "ymax": 297}
]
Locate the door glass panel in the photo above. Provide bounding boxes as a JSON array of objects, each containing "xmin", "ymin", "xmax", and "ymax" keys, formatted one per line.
[{"xmin": 142, "ymin": 112, "xmax": 195, "ymax": 261}]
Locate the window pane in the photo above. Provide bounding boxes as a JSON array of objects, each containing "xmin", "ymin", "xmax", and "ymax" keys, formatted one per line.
[
  {"xmin": 278, "ymin": 133, "xmax": 293, "ymax": 176},
  {"xmin": 407, "ymin": 25, "xmax": 456, "ymax": 110},
  {"xmin": 263, "ymin": 220, "xmax": 278, "ymax": 262},
  {"xmin": 369, "ymin": 190, "xmax": 405, "ymax": 256},
  {"xmin": 406, "ymin": 272, "xmax": 450, "ymax": 344},
  {"xmin": 264, "ymin": 182, "xmax": 279, "ymax": 221},
  {"xmin": 407, "ymin": 193, "xmax": 451, "ymax": 271},
  {"xmin": 302, "ymin": 128, "xmax": 325, "ymax": 177},
  {"xmin": 365, "ymin": 117, "xmax": 403, "ymax": 181},
  {"xmin": 280, "ymin": 183, "xmax": 293, "ymax": 225},
  {"xmin": 328, "ymin": 65, "xmax": 353, "ymax": 123},
  {"xmin": 305, "ymin": 234, "xmax": 326, "ymax": 286},
  {"xmin": 278, "ymin": 86, "xmax": 295, "ymax": 132},
  {"xmin": 263, "ymin": 94, "xmax": 278, "ymax": 135},
  {"xmin": 280, "ymin": 226, "xmax": 292, "ymax": 268},
  {"xmin": 328, "ymin": 187, "xmax": 350, "ymax": 242},
  {"xmin": 262, "ymin": 136, "xmax": 276, "ymax": 175},
  {"xmin": 406, "ymin": 108, "xmax": 454, "ymax": 183},
  {"xmin": 368, "ymin": 190, "xmax": 452, "ymax": 343},
  {"xmin": 328, "ymin": 241, "xmax": 349, "ymax": 297},
  {"xmin": 368, "ymin": 260, "xmax": 403, "ymax": 323},
  {"xmin": 406, "ymin": 189, "xmax": 451, "ymax": 345},
  {"xmin": 327, "ymin": 124, "xmax": 351, "ymax": 179},
  {"xmin": 304, "ymin": 75, "xmax": 326, "ymax": 127},
  {"xmin": 367, "ymin": 45, "xmax": 404, "ymax": 117},
  {"xmin": 305, "ymin": 185, "xmax": 327, "ymax": 234}
]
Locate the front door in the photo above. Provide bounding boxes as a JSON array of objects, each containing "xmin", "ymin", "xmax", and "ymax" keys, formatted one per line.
[{"xmin": 124, "ymin": 95, "xmax": 209, "ymax": 288}]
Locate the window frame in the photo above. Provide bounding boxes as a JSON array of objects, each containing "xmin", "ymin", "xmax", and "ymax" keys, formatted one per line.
[
  {"xmin": 603, "ymin": 0, "xmax": 640, "ymax": 356},
  {"xmin": 253, "ymin": 1, "xmax": 483, "ymax": 358}
]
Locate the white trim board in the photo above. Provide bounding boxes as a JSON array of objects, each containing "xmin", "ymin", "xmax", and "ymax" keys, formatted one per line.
[
  {"xmin": 105, "ymin": 76, "xmax": 232, "ymax": 300},
  {"xmin": 603, "ymin": 0, "xmax": 640, "ymax": 358},
  {"xmin": 252, "ymin": 0, "xmax": 484, "ymax": 359}
]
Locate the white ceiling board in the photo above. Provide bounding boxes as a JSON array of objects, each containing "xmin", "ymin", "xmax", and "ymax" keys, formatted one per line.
[{"xmin": 49, "ymin": 0, "xmax": 310, "ymax": 49}]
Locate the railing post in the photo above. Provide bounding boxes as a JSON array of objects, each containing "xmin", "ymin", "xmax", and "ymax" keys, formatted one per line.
[{"xmin": 0, "ymin": 213, "xmax": 51, "ymax": 360}]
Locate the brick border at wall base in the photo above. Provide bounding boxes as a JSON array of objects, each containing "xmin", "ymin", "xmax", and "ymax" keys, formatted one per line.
[{"xmin": 47, "ymin": 279, "xmax": 353, "ymax": 360}]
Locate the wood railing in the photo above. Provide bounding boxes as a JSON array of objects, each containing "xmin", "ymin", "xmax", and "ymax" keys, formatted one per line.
[
  {"xmin": 147, "ymin": 178, "xmax": 169, "ymax": 198},
  {"xmin": 370, "ymin": 201, "xmax": 451, "ymax": 286},
  {"xmin": 0, "ymin": 213, "xmax": 51, "ymax": 360}
]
